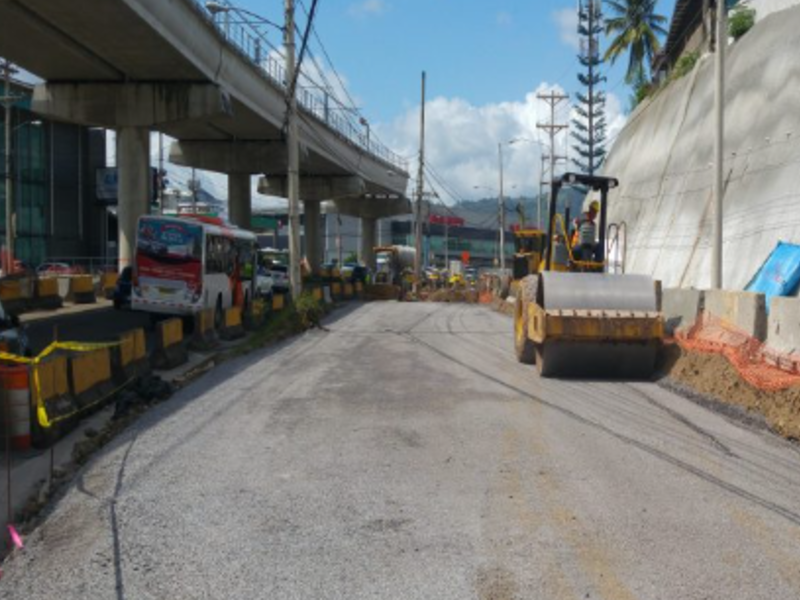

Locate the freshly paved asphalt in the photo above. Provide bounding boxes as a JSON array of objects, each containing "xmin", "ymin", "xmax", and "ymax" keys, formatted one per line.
[{"xmin": 3, "ymin": 303, "xmax": 800, "ymax": 599}]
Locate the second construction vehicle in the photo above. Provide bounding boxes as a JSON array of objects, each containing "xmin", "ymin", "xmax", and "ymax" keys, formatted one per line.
[{"xmin": 514, "ymin": 173, "xmax": 664, "ymax": 378}]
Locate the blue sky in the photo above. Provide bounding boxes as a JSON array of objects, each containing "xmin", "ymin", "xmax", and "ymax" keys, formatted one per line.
[{"xmin": 241, "ymin": 0, "xmax": 675, "ymax": 123}]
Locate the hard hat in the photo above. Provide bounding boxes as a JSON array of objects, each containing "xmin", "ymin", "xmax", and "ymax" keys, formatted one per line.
[{"xmin": 589, "ymin": 200, "xmax": 600, "ymax": 213}]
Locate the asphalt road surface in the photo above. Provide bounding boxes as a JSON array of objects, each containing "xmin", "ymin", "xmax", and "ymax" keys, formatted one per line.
[{"xmin": 3, "ymin": 303, "xmax": 800, "ymax": 599}]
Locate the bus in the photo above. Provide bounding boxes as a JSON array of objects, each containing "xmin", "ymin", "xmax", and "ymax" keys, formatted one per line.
[{"xmin": 132, "ymin": 215, "xmax": 257, "ymax": 323}]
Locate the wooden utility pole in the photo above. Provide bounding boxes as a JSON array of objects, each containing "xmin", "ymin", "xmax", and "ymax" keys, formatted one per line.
[{"xmin": 413, "ymin": 71, "xmax": 426, "ymax": 289}]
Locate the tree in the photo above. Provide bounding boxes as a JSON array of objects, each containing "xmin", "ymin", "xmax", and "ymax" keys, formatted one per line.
[
  {"xmin": 572, "ymin": 0, "xmax": 607, "ymax": 175},
  {"xmin": 604, "ymin": 0, "xmax": 668, "ymax": 84}
]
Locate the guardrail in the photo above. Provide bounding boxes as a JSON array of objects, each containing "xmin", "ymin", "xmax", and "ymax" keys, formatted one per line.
[{"xmin": 190, "ymin": 0, "xmax": 408, "ymax": 173}]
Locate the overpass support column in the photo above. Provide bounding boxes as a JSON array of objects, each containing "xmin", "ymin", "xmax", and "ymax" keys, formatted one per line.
[
  {"xmin": 304, "ymin": 200, "xmax": 322, "ymax": 273},
  {"xmin": 228, "ymin": 173, "xmax": 252, "ymax": 229},
  {"xmin": 361, "ymin": 216, "xmax": 377, "ymax": 270},
  {"xmin": 117, "ymin": 127, "xmax": 150, "ymax": 270}
]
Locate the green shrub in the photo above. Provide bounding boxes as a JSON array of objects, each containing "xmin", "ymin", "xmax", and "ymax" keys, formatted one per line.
[
  {"xmin": 672, "ymin": 50, "xmax": 700, "ymax": 80},
  {"xmin": 294, "ymin": 291, "xmax": 324, "ymax": 329},
  {"xmin": 729, "ymin": 5, "xmax": 756, "ymax": 40}
]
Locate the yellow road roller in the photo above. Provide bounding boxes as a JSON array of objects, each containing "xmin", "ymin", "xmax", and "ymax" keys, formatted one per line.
[{"xmin": 514, "ymin": 173, "xmax": 663, "ymax": 378}]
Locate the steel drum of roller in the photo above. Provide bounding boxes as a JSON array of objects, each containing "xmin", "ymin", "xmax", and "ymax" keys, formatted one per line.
[{"xmin": 535, "ymin": 272, "xmax": 660, "ymax": 379}]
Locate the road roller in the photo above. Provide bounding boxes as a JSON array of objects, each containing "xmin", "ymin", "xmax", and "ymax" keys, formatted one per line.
[{"xmin": 513, "ymin": 173, "xmax": 663, "ymax": 378}]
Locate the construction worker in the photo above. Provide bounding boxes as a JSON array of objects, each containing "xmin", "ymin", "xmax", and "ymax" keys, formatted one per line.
[{"xmin": 573, "ymin": 200, "xmax": 600, "ymax": 261}]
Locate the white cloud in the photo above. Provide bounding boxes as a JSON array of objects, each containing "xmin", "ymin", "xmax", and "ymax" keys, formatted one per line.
[
  {"xmin": 553, "ymin": 7, "xmax": 579, "ymax": 50},
  {"xmin": 374, "ymin": 84, "xmax": 627, "ymax": 203},
  {"xmin": 348, "ymin": 0, "xmax": 387, "ymax": 17}
]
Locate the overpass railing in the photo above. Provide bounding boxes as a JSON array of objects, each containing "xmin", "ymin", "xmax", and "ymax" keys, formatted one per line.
[{"xmin": 191, "ymin": 0, "xmax": 408, "ymax": 174}]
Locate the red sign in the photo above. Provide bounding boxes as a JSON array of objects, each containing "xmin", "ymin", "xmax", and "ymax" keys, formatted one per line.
[
  {"xmin": 429, "ymin": 214, "xmax": 465, "ymax": 227},
  {"xmin": 461, "ymin": 251, "xmax": 470, "ymax": 264}
]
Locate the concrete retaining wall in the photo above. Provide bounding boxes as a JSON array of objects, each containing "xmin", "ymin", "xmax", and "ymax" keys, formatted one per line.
[
  {"xmin": 602, "ymin": 6, "xmax": 800, "ymax": 291},
  {"xmin": 663, "ymin": 288, "xmax": 705, "ymax": 335},
  {"xmin": 704, "ymin": 289, "xmax": 768, "ymax": 341},
  {"xmin": 767, "ymin": 296, "xmax": 800, "ymax": 355}
]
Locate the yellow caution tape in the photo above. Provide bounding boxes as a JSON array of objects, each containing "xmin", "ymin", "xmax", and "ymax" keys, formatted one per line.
[{"xmin": 0, "ymin": 340, "xmax": 124, "ymax": 429}]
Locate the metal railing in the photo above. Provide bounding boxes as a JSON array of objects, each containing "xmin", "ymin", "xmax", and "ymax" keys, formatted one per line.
[{"xmin": 190, "ymin": 0, "xmax": 408, "ymax": 173}]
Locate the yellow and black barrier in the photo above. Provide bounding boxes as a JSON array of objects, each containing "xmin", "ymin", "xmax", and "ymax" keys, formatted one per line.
[
  {"xmin": 100, "ymin": 272, "xmax": 119, "ymax": 300},
  {"xmin": 35, "ymin": 277, "xmax": 63, "ymax": 310},
  {"xmin": 68, "ymin": 275, "xmax": 96, "ymax": 304},
  {"xmin": 112, "ymin": 328, "xmax": 150, "ymax": 384},
  {"xmin": 220, "ymin": 306, "xmax": 245, "ymax": 341},
  {"xmin": 191, "ymin": 308, "xmax": 219, "ymax": 351},
  {"xmin": 69, "ymin": 347, "xmax": 114, "ymax": 411},
  {"xmin": 245, "ymin": 299, "xmax": 266, "ymax": 330},
  {"xmin": 272, "ymin": 294, "xmax": 285, "ymax": 312},
  {"xmin": 151, "ymin": 318, "xmax": 187, "ymax": 370},
  {"xmin": 343, "ymin": 283, "xmax": 354, "ymax": 299}
]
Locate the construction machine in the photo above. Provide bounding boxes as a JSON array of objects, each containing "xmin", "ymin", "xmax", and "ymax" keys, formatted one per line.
[{"xmin": 513, "ymin": 173, "xmax": 663, "ymax": 378}]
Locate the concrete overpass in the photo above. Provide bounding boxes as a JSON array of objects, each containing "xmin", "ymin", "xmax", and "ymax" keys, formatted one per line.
[{"xmin": 0, "ymin": 0, "xmax": 410, "ymax": 268}]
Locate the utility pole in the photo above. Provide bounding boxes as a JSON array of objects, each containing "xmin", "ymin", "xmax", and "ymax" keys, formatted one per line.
[
  {"xmin": 537, "ymin": 92, "xmax": 569, "ymax": 232},
  {"xmin": 498, "ymin": 143, "xmax": 506, "ymax": 271},
  {"xmin": 2, "ymin": 59, "xmax": 17, "ymax": 274},
  {"xmin": 413, "ymin": 71, "xmax": 426, "ymax": 290},
  {"xmin": 285, "ymin": 0, "xmax": 302, "ymax": 297},
  {"xmin": 712, "ymin": 0, "xmax": 726, "ymax": 289}
]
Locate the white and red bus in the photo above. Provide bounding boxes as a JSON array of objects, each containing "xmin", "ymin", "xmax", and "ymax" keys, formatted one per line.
[{"xmin": 132, "ymin": 215, "xmax": 257, "ymax": 322}]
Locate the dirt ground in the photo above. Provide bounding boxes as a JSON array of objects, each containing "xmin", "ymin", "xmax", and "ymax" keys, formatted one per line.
[
  {"xmin": 426, "ymin": 288, "xmax": 479, "ymax": 303},
  {"xmin": 658, "ymin": 343, "xmax": 800, "ymax": 441}
]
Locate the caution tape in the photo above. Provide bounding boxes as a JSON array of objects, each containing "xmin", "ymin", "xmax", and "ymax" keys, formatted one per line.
[{"xmin": 0, "ymin": 340, "xmax": 124, "ymax": 429}]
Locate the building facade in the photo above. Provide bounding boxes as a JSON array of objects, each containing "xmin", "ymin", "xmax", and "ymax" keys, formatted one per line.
[{"xmin": 1, "ymin": 77, "xmax": 107, "ymax": 268}]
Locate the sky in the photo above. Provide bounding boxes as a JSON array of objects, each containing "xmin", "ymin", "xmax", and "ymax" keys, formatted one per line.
[{"xmin": 229, "ymin": 0, "xmax": 676, "ymax": 204}]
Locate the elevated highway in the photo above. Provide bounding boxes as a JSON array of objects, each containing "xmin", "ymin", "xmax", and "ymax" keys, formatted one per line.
[{"xmin": 0, "ymin": 0, "xmax": 410, "ymax": 267}]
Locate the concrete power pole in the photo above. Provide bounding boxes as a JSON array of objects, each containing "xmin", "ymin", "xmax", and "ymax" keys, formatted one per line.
[
  {"xmin": 712, "ymin": 0, "xmax": 726, "ymax": 289},
  {"xmin": 413, "ymin": 71, "xmax": 426, "ymax": 289},
  {"xmin": 497, "ymin": 143, "xmax": 506, "ymax": 272},
  {"xmin": 285, "ymin": 0, "xmax": 302, "ymax": 298},
  {"xmin": 536, "ymin": 92, "xmax": 569, "ymax": 231}
]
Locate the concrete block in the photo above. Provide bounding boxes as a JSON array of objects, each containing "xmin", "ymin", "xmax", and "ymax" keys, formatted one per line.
[
  {"xmin": 272, "ymin": 294, "xmax": 285, "ymax": 311},
  {"xmin": 35, "ymin": 277, "xmax": 63, "ymax": 310},
  {"xmin": 767, "ymin": 296, "xmax": 800, "ymax": 356},
  {"xmin": 705, "ymin": 289, "xmax": 768, "ymax": 341},
  {"xmin": 343, "ymin": 283, "xmax": 354, "ymax": 299},
  {"xmin": 662, "ymin": 288, "xmax": 705, "ymax": 335}
]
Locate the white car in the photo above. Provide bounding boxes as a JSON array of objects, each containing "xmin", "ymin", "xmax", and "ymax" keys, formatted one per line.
[
  {"xmin": 256, "ymin": 272, "xmax": 274, "ymax": 298},
  {"xmin": 267, "ymin": 264, "xmax": 289, "ymax": 292}
]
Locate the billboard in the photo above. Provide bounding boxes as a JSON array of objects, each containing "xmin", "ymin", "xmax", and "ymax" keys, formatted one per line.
[{"xmin": 429, "ymin": 214, "xmax": 465, "ymax": 227}]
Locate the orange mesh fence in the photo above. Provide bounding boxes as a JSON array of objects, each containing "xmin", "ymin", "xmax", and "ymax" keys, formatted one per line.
[{"xmin": 676, "ymin": 311, "xmax": 800, "ymax": 391}]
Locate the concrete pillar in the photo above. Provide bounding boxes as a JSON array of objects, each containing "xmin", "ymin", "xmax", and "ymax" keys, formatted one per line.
[
  {"xmin": 228, "ymin": 173, "xmax": 252, "ymax": 228},
  {"xmin": 117, "ymin": 127, "xmax": 150, "ymax": 269},
  {"xmin": 304, "ymin": 199, "xmax": 322, "ymax": 272},
  {"xmin": 361, "ymin": 216, "xmax": 377, "ymax": 270}
]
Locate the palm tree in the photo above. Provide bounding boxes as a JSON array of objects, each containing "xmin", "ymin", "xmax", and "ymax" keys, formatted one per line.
[{"xmin": 604, "ymin": 0, "xmax": 668, "ymax": 84}]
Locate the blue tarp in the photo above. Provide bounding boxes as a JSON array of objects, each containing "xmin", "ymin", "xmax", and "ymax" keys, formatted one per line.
[{"xmin": 746, "ymin": 241, "xmax": 800, "ymax": 312}]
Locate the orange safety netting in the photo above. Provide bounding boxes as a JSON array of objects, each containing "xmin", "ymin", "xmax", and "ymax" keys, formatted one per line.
[{"xmin": 675, "ymin": 311, "xmax": 800, "ymax": 391}]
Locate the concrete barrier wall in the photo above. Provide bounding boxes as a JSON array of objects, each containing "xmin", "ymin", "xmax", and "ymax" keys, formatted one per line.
[
  {"xmin": 220, "ymin": 306, "xmax": 245, "ymax": 340},
  {"xmin": 704, "ymin": 289, "xmax": 768, "ymax": 341},
  {"xmin": 69, "ymin": 275, "xmax": 96, "ymax": 304},
  {"xmin": 767, "ymin": 296, "xmax": 800, "ymax": 355},
  {"xmin": 663, "ymin": 288, "xmax": 705, "ymax": 335},
  {"xmin": 152, "ymin": 318, "xmax": 187, "ymax": 370},
  {"xmin": 602, "ymin": 6, "xmax": 800, "ymax": 291},
  {"xmin": 37, "ymin": 356, "xmax": 69, "ymax": 402}
]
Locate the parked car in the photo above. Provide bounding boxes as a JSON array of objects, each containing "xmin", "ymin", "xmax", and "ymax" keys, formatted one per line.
[
  {"xmin": 267, "ymin": 264, "xmax": 289, "ymax": 292},
  {"xmin": 36, "ymin": 262, "xmax": 83, "ymax": 276},
  {"xmin": 113, "ymin": 266, "xmax": 132, "ymax": 310},
  {"xmin": 256, "ymin": 268, "xmax": 274, "ymax": 299}
]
